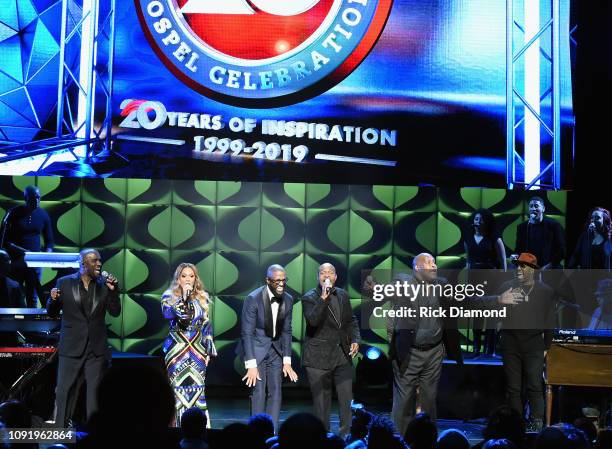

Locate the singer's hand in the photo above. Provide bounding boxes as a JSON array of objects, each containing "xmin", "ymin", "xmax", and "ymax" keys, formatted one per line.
[
  {"xmin": 50, "ymin": 288, "xmax": 61, "ymax": 300},
  {"xmin": 283, "ymin": 364, "xmax": 298, "ymax": 382},
  {"xmin": 242, "ymin": 367, "xmax": 261, "ymax": 387},
  {"xmin": 175, "ymin": 304, "xmax": 192, "ymax": 322},
  {"xmin": 498, "ymin": 288, "xmax": 521, "ymax": 305},
  {"xmin": 105, "ymin": 274, "xmax": 117, "ymax": 291},
  {"xmin": 349, "ymin": 342, "xmax": 359, "ymax": 357}
]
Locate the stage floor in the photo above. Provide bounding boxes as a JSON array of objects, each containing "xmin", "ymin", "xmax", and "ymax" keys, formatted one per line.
[
  {"xmin": 203, "ymin": 355, "xmax": 504, "ymax": 444},
  {"xmin": 205, "ymin": 397, "xmax": 487, "ymax": 445}
]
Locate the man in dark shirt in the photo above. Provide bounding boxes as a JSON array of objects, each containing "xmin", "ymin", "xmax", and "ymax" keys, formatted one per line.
[
  {"xmin": 387, "ymin": 254, "xmax": 518, "ymax": 434},
  {"xmin": 499, "ymin": 253, "xmax": 556, "ymax": 432},
  {"xmin": 0, "ymin": 185, "xmax": 54, "ymax": 306},
  {"xmin": 386, "ymin": 253, "xmax": 462, "ymax": 435},
  {"xmin": 515, "ymin": 196, "xmax": 565, "ymax": 269}
]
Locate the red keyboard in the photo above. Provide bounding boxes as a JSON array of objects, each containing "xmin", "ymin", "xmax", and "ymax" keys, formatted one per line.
[{"xmin": 0, "ymin": 347, "xmax": 56, "ymax": 358}]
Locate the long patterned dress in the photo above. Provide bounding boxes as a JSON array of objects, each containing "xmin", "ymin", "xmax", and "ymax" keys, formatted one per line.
[{"xmin": 162, "ymin": 290, "xmax": 216, "ymax": 426}]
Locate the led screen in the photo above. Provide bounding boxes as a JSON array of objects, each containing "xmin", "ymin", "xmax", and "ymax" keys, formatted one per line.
[{"xmin": 0, "ymin": 0, "xmax": 574, "ymax": 186}]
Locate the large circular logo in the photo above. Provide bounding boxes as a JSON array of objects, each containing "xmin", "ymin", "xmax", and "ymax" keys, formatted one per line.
[{"xmin": 135, "ymin": 0, "xmax": 393, "ymax": 107}]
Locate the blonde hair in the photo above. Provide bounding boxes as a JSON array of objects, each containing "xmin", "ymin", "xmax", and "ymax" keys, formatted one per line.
[{"xmin": 164, "ymin": 263, "xmax": 209, "ymax": 314}]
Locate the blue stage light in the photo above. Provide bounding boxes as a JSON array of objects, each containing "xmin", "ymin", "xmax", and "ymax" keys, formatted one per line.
[
  {"xmin": 365, "ymin": 346, "xmax": 381, "ymax": 360},
  {"xmin": 444, "ymin": 156, "xmax": 506, "ymax": 174}
]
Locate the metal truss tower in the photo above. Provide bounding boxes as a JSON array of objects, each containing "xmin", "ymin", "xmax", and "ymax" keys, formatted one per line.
[
  {"xmin": 0, "ymin": 0, "xmax": 116, "ymax": 170},
  {"xmin": 506, "ymin": 0, "xmax": 567, "ymax": 190}
]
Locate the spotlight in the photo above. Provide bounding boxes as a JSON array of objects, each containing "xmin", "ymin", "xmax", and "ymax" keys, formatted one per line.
[
  {"xmin": 365, "ymin": 346, "xmax": 381, "ymax": 360},
  {"xmin": 356, "ymin": 345, "xmax": 390, "ymax": 386}
]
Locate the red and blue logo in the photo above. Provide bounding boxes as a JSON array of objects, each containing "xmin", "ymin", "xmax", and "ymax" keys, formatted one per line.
[{"xmin": 135, "ymin": 0, "xmax": 393, "ymax": 107}]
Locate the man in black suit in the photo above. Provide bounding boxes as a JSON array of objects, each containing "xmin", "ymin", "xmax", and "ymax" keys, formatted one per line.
[
  {"xmin": 301, "ymin": 263, "xmax": 360, "ymax": 437},
  {"xmin": 238, "ymin": 264, "xmax": 298, "ymax": 430},
  {"xmin": 46, "ymin": 248, "xmax": 120, "ymax": 427},
  {"xmin": 515, "ymin": 196, "xmax": 566, "ymax": 269}
]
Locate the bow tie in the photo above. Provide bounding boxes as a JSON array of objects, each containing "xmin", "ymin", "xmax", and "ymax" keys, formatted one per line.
[{"xmin": 270, "ymin": 296, "xmax": 282, "ymax": 304}]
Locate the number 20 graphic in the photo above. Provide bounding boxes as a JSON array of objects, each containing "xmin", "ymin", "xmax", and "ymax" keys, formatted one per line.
[{"xmin": 181, "ymin": 0, "xmax": 322, "ymax": 16}]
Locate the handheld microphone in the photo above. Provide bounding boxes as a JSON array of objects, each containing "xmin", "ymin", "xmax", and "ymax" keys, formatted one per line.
[
  {"xmin": 588, "ymin": 222, "xmax": 596, "ymax": 233},
  {"xmin": 184, "ymin": 284, "xmax": 192, "ymax": 300},
  {"xmin": 324, "ymin": 278, "xmax": 331, "ymax": 294},
  {"xmin": 101, "ymin": 271, "xmax": 118, "ymax": 285}
]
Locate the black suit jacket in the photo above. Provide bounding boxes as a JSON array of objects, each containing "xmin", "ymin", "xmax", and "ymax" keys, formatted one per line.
[
  {"xmin": 386, "ymin": 277, "xmax": 463, "ymax": 371},
  {"xmin": 301, "ymin": 286, "xmax": 360, "ymax": 370},
  {"xmin": 515, "ymin": 218, "xmax": 566, "ymax": 268},
  {"xmin": 46, "ymin": 273, "xmax": 121, "ymax": 357},
  {"xmin": 237, "ymin": 285, "xmax": 293, "ymax": 365}
]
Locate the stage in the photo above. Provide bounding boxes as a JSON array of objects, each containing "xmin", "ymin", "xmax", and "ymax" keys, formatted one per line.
[
  {"xmin": 204, "ymin": 397, "xmax": 488, "ymax": 445},
  {"xmin": 2, "ymin": 352, "xmax": 507, "ymax": 434}
]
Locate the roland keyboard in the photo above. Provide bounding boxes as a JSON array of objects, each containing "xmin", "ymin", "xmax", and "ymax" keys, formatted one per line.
[
  {"xmin": 24, "ymin": 251, "xmax": 79, "ymax": 268},
  {"xmin": 552, "ymin": 328, "xmax": 612, "ymax": 345}
]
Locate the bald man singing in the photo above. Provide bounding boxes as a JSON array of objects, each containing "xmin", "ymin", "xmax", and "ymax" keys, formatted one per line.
[
  {"xmin": 388, "ymin": 253, "xmax": 519, "ymax": 433},
  {"xmin": 47, "ymin": 248, "xmax": 120, "ymax": 426},
  {"xmin": 387, "ymin": 253, "xmax": 463, "ymax": 434},
  {"xmin": 301, "ymin": 263, "xmax": 360, "ymax": 437}
]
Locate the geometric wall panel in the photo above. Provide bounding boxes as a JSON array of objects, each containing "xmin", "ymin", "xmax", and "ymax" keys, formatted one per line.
[
  {"xmin": 0, "ymin": 175, "xmax": 567, "ymax": 386},
  {"xmin": 0, "ymin": 0, "xmax": 62, "ymax": 144}
]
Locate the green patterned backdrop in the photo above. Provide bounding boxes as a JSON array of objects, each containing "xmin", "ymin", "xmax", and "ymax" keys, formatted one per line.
[{"xmin": 0, "ymin": 176, "xmax": 567, "ymax": 386}]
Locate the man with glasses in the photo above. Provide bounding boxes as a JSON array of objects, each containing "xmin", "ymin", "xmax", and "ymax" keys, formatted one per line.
[
  {"xmin": 238, "ymin": 264, "xmax": 298, "ymax": 430},
  {"xmin": 499, "ymin": 253, "xmax": 556, "ymax": 432},
  {"xmin": 301, "ymin": 263, "xmax": 360, "ymax": 437}
]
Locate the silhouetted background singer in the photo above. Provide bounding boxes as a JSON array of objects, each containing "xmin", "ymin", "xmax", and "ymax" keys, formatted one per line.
[{"xmin": 0, "ymin": 185, "xmax": 54, "ymax": 306}]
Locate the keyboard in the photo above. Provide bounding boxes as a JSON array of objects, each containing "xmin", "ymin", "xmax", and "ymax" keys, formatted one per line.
[
  {"xmin": 24, "ymin": 252, "xmax": 79, "ymax": 268},
  {"xmin": 0, "ymin": 346, "xmax": 56, "ymax": 358},
  {"xmin": 0, "ymin": 308, "xmax": 60, "ymax": 332},
  {"xmin": 552, "ymin": 328, "xmax": 612, "ymax": 345}
]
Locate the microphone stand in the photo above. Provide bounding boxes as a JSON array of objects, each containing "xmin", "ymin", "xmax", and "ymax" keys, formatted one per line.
[
  {"xmin": 0, "ymin": 207, "xmax": 27, "ymax": 255},
  {"xmin": 0, "ymin": 206, "xmax": 15, "ymax": 250}
]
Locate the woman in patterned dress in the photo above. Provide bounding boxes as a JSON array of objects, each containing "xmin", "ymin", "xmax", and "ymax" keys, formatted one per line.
[{"xmin": 162, "ymin": 263, "xmax": 216, "ymax": 426}]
